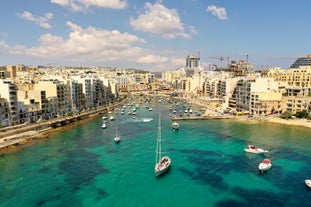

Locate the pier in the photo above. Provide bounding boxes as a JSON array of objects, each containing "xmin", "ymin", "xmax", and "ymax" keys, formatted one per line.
[{"xmin": 170, "ymin": 115, "xmax": 228, "ymax": 121}]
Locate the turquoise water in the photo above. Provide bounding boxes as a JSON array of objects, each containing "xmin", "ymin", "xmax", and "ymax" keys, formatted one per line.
[{"xmin": 1, "ymin": 101, "xmax": 311, "ymax": 207}]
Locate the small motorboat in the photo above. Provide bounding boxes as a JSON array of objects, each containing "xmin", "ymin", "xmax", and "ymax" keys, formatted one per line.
[
  {"xmin": 101, "ymin": 123, "xmax": 107, "ymax": 129},
  {"xmin": 142, "ymin": 118, "xmax": 153, "ymax": 122},
  {"xmin": 305, "ymin": 179, "xmax": 311, "ymax": 188},
  {"xmin": 258, "ymin": 159, "xmax": 272, "ymax": 172},
  {"xmin": 172, "ymin": 122, "xmax": 179, "ymax": 130},
  {"xmin": 109, "ymin": 116, "xmax": 115, "ymax": 121},
  {"xmin": 244, "ymin": 145, "xmax": 268, "ymax": 154},
  {"xmin": 114, "ymin": 135, "xmax": 120, "ymax": 143}
]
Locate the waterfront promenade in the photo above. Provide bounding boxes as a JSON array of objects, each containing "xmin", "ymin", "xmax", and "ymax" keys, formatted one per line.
[
  {"xmin": 2, "ymin": 95, "xmax": 311, "ymax": 153},
  {"xmin": 0, "ymin": 98, "xmax": 129, "ymax": 152}
]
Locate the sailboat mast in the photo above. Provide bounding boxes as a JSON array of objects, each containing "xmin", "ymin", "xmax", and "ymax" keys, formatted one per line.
[
  {"xmin": 155, "ymin": 112, "xmax": 161, "ymax": 164},
  {"xmin": 158, "ymin": 113, "xmax": 162, "ymax": 159}
]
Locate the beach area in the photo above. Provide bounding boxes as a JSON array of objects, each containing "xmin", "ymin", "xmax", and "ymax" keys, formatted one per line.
[{"xmin": 1, "ymin": 96, "xmax": 311, "ymax": 154}]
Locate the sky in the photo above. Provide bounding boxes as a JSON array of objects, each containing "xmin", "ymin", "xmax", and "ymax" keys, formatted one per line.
[{"xmin": 1, "ymin": 0, "xmax": 311, "ymax": 72}]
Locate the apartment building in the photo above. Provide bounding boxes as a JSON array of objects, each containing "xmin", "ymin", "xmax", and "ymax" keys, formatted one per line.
[
  {"xmin": 34, "ymin": 80, "xmax": 70, "ymax": 117},
  {"xmin": 0, "ymin": 79, "xmax": 19, "ymax": 125},
  {"xmin": 250, "ymin": 92, "xmax": 282, "ymax": 115},
  {"xmin": 0, "ymin": 97, "xmax": 9, "ymax": 127},
  {"xmin": 70, "ymin": 80, "xmax": 85, "ymax": 112},
  {"xmin": 0, "ymin": 66, "xmax": 9, "ymax": 79},
  {"xmin": 235, "ymin": 78, "xmax": 280, "ymax": 114},
  {"xmin": 17, "ymin": 90, "xmax": 48, "ymax": 123}
]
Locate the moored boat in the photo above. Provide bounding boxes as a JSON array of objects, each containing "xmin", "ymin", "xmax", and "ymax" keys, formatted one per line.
[
  {"xmin": 172, "ymin": 122, "xmax": 179, "ymax": 130},
  {"xmin": 114, "ymin": 134, "xmax": 120, "ymax": 143},
  {"xmin": 258, "ymin": 159, "xmax": 272, "ymax": 172},
  {"xmin": 305, "ymin": 179, "xmax": 311, "ymax": 188},
  {"xmin": 244, "ymin": 145, "xmax": 268, "ymax": 154},
  {"xmin": 101, "ymin": 123, "xmax": 107, "ymax": 129}
]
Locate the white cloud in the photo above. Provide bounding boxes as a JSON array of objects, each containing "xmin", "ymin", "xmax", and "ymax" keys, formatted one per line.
[
  {"xmin": 207, "ymin": 5, "xmax": 228, "ymax": 20},
  {"xmin": 0, "ymin": 22, "xmax": 181, "ymax": 70},
  {"xmin": 51, "ymin": 0, "xmax": 127, "ymax": 11},
  {"xmin": 17, "ymin": 11, "xmax": 53, "ymax": 29},
  {"xmin": 137, "ymin": 54, "xmax": 168, "ymax": 64},
  {"xmin": 0, "ymin": 21, "xmax": 185, "ymax": 71},
  {"xmin": 130, "ymin": 2, "xmax": 192, "ymax": 39}
]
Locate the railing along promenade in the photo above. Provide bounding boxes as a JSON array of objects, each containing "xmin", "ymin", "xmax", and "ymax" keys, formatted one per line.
[{"xmin": 0, "ymin": 98, "xmax": 129, "ymax": 149}]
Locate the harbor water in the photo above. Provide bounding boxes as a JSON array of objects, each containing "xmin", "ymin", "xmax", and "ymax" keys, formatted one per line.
[{"xmin": 1, "ymin": 100, "xmax": 311, "ymax": 207}]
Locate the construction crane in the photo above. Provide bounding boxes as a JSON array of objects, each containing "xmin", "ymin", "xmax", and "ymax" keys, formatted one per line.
[
  {"xmin": 208, "ymin": 56, "xmax": 225, "ymax": 61},
  {"xmin": 208, "ymin": 56, "xmax": 230, "ymax": 66}
]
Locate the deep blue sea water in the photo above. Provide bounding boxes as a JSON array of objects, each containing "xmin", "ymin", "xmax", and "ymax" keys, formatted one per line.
[{"xmin": 1, "ymin": 100, "xmax": 311, "ymax": 207}]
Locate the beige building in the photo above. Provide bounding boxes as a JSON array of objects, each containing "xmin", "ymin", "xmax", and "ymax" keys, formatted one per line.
[
  {"xmin": 235, "ymin": 77, "xmax": 280, "ymax": 114},
  {"xmin": 250, "ymin": 92, "xmax": 282, "ymax": 115},
  {"xmin": 34, "ymin": 80, "xmax": 70, "ymax": 117}
]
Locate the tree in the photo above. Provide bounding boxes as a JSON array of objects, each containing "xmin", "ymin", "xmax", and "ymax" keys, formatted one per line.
[
  {"xmin": 295, "ymin": 110, "xmax": 309, "ymax": 118},
  {"xmin": 279, "ymin": 111, "xmax": 293, "ymax": 119}
]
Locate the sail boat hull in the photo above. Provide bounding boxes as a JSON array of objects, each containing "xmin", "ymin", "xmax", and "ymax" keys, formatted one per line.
[{"xmin": 155, "ymin": 156, "xmax": 171, "ymax": 176}]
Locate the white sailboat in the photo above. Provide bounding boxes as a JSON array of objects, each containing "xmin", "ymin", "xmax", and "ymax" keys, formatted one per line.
[{"xmin": 155, "ymin": 113, "xmax": 171, "ymax": 176}]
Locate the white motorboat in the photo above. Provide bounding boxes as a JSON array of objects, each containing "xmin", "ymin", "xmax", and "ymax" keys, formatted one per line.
[
  {"xmin": 244, "ymin": 145, "xmax": 268, "ymax": 154},
  {"xmin": 305, "ymin": 179, "xmax": 311, "ymax": 188},
  {"xmin": 142, "ymin": 118, "xmax": 153, "ymax": 122},
  {"xmin": 155, "ymin": 113, "xmax": 171, "ymax": 176},
  {"xmin": 172, "ymin": 122, "xmax": 179, "ymax": 130},
  {"xmin": 101, "ymin": 123, "xmax": 107, "ymax": 129},
  {"xmin": 102, "ymin": 116, "xmax": 107, "ymax": 120},
  {"xmin": 114, "ymin": 135, "xmax": 121, "ymax": 143},
  {"xmin": 258, "ymin": 159, "xmax": 272, "ymax": 172},
  {"xmin": 109, "ymin": 116, "xmax": 115, "ymax": 121},
  {"xmin": 114, "ymin": 125, "xmax": 121, "ymax": 143}
]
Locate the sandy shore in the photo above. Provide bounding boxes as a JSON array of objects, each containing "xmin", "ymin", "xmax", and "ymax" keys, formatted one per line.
[{"xmin": 187, "ymin": 98, "xmax": 311, "ymax": 130}]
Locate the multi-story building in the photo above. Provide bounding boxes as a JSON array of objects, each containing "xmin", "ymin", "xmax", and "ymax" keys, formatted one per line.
[
  {"xmin": 0, "ymin": 97, "xmax": 9, "ymax": 127},
  {"xmin": 186, "ymin": 54, "xmax": 200, "ymax": 68},
  {"xmin": 290, "ymin": 54, "xmax": 311, "ymax": 68},
  {"xmin": 229, "ymin": 60, "xmax": 255, "ymax": 77},
  {"xmin": 34, "ymin": 80, "xmax": 70, "ymax": 117},
  {"xmin": 235, "ymin": 78, "xmax": 280, "ymax": 114},
  {"xmin": 6, "ymin": 65, "xmax": 17, "ymax": 80},
  {"xmin": 70, "ymin": 80, "xmax": 85, "ymax": 112},
  {"xmin": 0, "ymin": 66, "xmax": 9, "ymax": 79},
  {"xmin": 250, "ymin": 92, "xmax": 282, "ymax": 115},
  {"xmin": 0, "ymin": 79, "xmax": 19, "ymax": 125},
  {"xmin": 282, "ymin": 95, "xmax": 311, "ymax": 114},
  {"xmin": 17, "ymin": 90, "xmax": 48, "ymax": 122}
]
